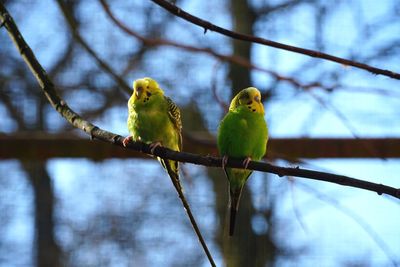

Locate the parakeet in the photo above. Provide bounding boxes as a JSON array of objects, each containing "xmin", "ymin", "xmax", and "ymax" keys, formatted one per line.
[
  {"xmin": 123, "ymin": 77, "xmax": 215, "ymax": 265},
  {"xmin": 123, "ymin": 77, "xmax": 182, "ymax": 187},
  {"xmin": 217, "ymin": 87, "xmax": 268, "ymax": 236}
]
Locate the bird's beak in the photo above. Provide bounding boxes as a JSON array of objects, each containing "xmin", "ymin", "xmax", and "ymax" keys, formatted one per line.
[
  {"xmin": 254, "ymin": 95, "xmax": 261, "ymax": 103},
  {"xmin": 135, "ymin": 86, "xmax": 143, "ymax": 98}
]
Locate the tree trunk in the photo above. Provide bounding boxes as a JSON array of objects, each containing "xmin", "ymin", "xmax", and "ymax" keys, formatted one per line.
[
  {"xmin": 224, "ymin": 0, "xmax": 277, "ymax": 266},
  {"xmin": 23, "ymin": 161, "xmax": 62, "ymax": 267}
]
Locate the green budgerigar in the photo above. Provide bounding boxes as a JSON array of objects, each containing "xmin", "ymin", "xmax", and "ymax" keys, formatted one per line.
[
  {"xmin": 217, "ymin": 87, "xmax": 268, "ymax": 236},
  {"xmin": 123, "ymin": 77, "xmax": 215, "ymax": 265}
]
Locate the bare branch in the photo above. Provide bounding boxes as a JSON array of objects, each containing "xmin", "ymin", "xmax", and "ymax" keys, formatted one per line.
[
  {"xmin": 296, "ymin": 181, "xmax": 399, "ymax": 267},
  {"xmin": 150, "ymin": 0, "xmax": 400, "ymax": 80},
  {"xmin": 55, "ymin": 0, "xmax": 131, "ymax": 95},
  {"xmin": 254, "ymin": 0, "xmax": 317, "ymax": 17},
  {"xmin": 210, "ymin": 62, "xmax": 229, "ymax": 112},
  {"xmin": 2, "ymin": 134, "xmax": 400, "ymax": 160},
  {"xmin": 1, "ymin": 1, "xmax": 399, "ymax": 212},
  {"xmin": 307, "ymin": 90, "xmax": 386, "ymax": 159},
  {"xmin": 99, "ymin": 0, "xmax": 330, "ymax": 92}
]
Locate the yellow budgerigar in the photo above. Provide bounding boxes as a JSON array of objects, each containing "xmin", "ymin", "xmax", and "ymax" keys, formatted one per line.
[
  {"xmin": 123, "ymin": 77, "xmax": 181, "ymax": 185},
  {"xmin": 123, "ymin": 77, "xmax": 215, "ymax": 265}
]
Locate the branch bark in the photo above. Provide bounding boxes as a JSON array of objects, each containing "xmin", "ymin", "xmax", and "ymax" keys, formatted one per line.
[
  {"xmin": 150, "ymin": 0, "xmax": 400, "ymax": 80},
  {"xmin": 1, "ymin": 2, "xmax": 399, "ymax": 202}
]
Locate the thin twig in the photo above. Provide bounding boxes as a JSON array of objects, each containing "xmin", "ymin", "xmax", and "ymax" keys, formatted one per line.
[
  {"xmin": 55, "ymin": 0, "xmax": 131, "ymax": 95},
  {"xmin": 150, "ymin": 0, "xmax": 400, "ymax": 80},
  {"xmin": 99, "ymin": 0, "xmax": 329, "ymax": 92},
  {"xmin": 287, "ymin": 177, "xmax": 308, "ymax": 233},
  {"xmin": 296, "ymin": 181, "xmax": 399, "ymax": 267},
  {"xmin": 309, "ymin": 90, "xmax": 386, "ymax": 160},
  {"xmin": 286, "ymin": 159, "xmax": 399, "ymax": 266},
  {"xmin": 210, "ymin": 62, "xmax": 229, "ymax": 112},
  {"xmin": 334, "ymin": 85, "xmax": 400, "ymax": 98}
]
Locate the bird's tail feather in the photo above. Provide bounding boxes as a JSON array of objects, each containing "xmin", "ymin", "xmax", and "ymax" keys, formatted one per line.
[
  {"xmin": 229, "ymin": 205, "xmax": 237, "ymax": 236},
  {"xmin": 229, "ymin": 186, "xmax": 244, "ymax": 236},
  {"xmin": 160, "ymin": 158, "xmax": 182, "ymax": 191}
]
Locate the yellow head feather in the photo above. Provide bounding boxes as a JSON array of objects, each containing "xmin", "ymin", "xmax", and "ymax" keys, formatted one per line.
[
  {"xmin": 229, "ymin": 87, "xmax": 264, "ymax": 114},
  {"xmin": 132, "ymin": 77, "xmax": 164, "ymax": 102}
]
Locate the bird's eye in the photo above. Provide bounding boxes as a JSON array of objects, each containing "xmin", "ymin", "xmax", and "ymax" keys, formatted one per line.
[
  {"xmin": 239, "ymin": 92, "xmax": 249, "ymax": 99},
  {"xmin": 254, "ymin": 95, "xmax": 260, "ymax": 103}
]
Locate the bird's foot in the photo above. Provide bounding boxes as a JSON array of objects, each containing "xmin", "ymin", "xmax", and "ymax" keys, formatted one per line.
[
  {"xmin": 122, "ymin": 136, "xmax": 133, "ymax": 147},
  {"xmin": 149, "ymin": 141, "xmax": 163, "ymax": 154},
  {"xmin": 222, "ymin": 155, "xmax": 228, "ymax": 169},
  {"xmin": 242, "ymin": 157, "xmax": 252, "ymax": 169}
]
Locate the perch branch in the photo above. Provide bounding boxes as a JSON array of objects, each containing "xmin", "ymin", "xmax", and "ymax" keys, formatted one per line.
[
  {"xmin": 1, "ymin": 2, "xmax": 399, "ymax": 206},
  {"xmin": 150, "ymin": 0, "xmax": 400, "ymax": 80}
]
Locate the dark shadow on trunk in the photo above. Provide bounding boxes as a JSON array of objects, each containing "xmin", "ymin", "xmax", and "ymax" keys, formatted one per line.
[{"xmin": 23, "ymin": 161, "xmax": 62, "ymax": 267}]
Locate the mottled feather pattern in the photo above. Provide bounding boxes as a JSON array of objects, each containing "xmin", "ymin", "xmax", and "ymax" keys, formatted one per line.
[
  {"xmin": 165, "ymin": 96, "xmax": 182, "ymax": 131},
  {"xmin": 165, "ymin": 96, "xmax": 182, "ymax": 150}
]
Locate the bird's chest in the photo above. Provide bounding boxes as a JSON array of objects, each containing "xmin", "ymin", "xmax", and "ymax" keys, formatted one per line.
[
  {"xmin": 131, "ymin": 106, "xmax": 170, "ymax": 141},
  {"xmin": 227, "ymin": 114, "xmax": 267, "ymax": 158},
  {"xmin": 235, "ymin": 117, "xmax": 259, "ymax": 138},
  {"xmin": 134, "ymin": 107, "xmax": 167, "ymax": 128}
]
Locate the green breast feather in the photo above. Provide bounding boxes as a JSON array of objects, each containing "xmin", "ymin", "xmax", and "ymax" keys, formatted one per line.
[{"xmin": 217, "ymin": 110, "xmax": 268, "ymax": 161}]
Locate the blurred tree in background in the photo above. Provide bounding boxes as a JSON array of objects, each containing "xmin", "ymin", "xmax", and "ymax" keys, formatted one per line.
[{"xmin": 0, "ymin": 0, "xmax": 399, "ymax": 266}]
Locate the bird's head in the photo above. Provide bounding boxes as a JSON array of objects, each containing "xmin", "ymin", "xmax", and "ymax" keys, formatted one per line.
[
  {"xmin": 132, "ymin": 77, "xmax": 164, "ymax": 103},
  {"xmin": 229, "ymin": 87, "xmax": 264, "ymax": 114}
]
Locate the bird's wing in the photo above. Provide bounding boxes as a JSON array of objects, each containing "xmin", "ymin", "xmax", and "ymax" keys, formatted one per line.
[{"xmin": 165, "ymin": 96, "xmax": 182, "ymax": 150}]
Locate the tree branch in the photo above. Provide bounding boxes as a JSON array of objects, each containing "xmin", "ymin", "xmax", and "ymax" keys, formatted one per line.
[
  {"xmin": 150, "ymin": 0, "xmax": 400, "ymax": 80},
  {"xmin": 55, "ymin": 0, "xmax": 131, "ymax": 95},
  {"xmin": 254, "ymin": 0, "xmax": 317, "ymax": 17},
  {"xmin": 1, "ymin": 2, "xmax": 399, "ymax": 202},
  {"xmin": 2, "ymin": 134, "xmax": 400, "ymax": 159},
  {"xmin": 99, "ymin": 0, "xmax": 332, "ymax": 93}
]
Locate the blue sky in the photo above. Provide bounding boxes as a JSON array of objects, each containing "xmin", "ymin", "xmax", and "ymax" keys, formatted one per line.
[{"xmin": 1, "ymin": 0, "xmax": 399, "ymax": 266}]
